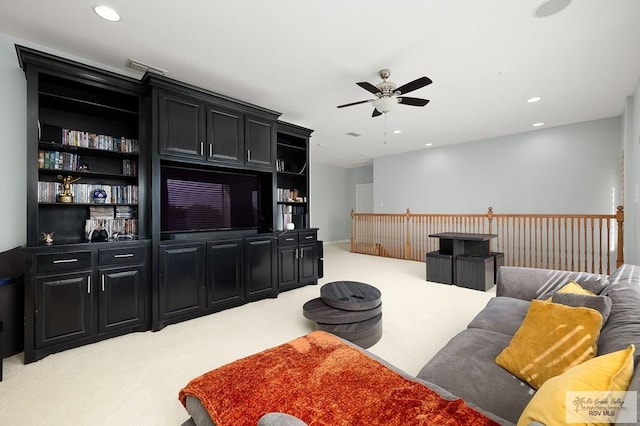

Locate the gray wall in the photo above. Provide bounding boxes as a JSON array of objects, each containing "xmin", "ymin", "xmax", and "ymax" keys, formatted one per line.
[
  {"xmin": 0, "ymin": 34, "xmax": 27, "ymax": 252},
  {"xmin": 309, "ymin": 162, "xmax": 351, "ymax": 243},
  {"xmin": 373, "ymin": 117, "xmax": 623, "ymax": 216},
  {"xmin": 623, "ymin": 80, "xmax": 640, "ymax": 265}
]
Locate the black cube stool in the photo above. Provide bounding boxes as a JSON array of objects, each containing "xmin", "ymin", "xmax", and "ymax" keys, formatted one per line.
[
  {"xmin": 456, "ymin": 255, "xmax": 495, "ymax": 291},
  {"xmin": 490, "ymin": 252, "xmax": 505, "ymax": 283},
  {"xmin": 426, "ymin": 251, "xmax": 453, "ymax": 284}
]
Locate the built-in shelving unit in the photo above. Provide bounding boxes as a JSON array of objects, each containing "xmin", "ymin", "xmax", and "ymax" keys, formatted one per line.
[
  {"xmin": 24, "ymin": 63, "xmax": 145, "ymax": 245},
  {"xmin": 276, "ymin": 122, "xmax": 313, "ymax": 230},
  {"xmin": 16, "ymin": 45, "xmax": 321, "ymax": 362},
  {"xmin": 17, "ymin": 45, "xmax": 150, "ymax": 363}
]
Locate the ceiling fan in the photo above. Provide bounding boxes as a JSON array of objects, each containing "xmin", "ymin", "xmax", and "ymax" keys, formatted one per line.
[{"xmin": 337, "ymin": 69, "xmax": 432, "ymax": 117}]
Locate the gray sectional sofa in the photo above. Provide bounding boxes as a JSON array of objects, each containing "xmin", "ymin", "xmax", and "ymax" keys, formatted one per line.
[
  {"xmin": 182, "ymin": 263, "xmax": 640, "ymax": 425},
  {"xmin": 418, "ymin": 263, "xmax": 640, "ymax": 425}
]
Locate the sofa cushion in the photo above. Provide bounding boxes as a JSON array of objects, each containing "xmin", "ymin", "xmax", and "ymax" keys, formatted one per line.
[
  {"xmin": 551, "ymin": 292, "xmax": 612, "ymax": 324},
  {"xmin": 538, "ymin": 279, "xmax": 594, "ymax": 301},
  {"xmin": 517, "ymin": 345, "xmax": 635, "ymax": 426},
  {"xmin": 497, "ymin": 266, "xmax": 608, "ymax": 300},
  {"xmin": 417, "ymin": 328, "xmax": 533, "ymax": 424},
  {"xmin": 467, "ymin": 297, "xmax": 530, "ymax": 336},
  {"xmin": 495, "ymin": 300, "xmax": 602, "ymax": 389},
  {"xmin": 598, "ymin": 264, "xmax": 640, "ymax": 366}
]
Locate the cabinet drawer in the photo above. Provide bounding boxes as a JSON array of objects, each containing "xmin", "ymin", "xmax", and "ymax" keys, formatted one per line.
[
  {"xmin": 35, "ymin": 251, "xmax": 92, "ymax": 273},
  {"xmin": 298, "ymin": 231, "xmax": 317, "ymax": 244},
  {"xmin": 99, "ymin": 246, "xmax": 145, "ymax": 265},
  {"xmin": 278, "ymin": 233, "xmax": 298, "ymax": 247}
]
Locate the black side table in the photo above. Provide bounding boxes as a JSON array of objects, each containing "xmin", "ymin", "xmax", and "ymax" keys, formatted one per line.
[{"xmin": 303, "ymin": 281, "xmax": 383, "ymax": 348}]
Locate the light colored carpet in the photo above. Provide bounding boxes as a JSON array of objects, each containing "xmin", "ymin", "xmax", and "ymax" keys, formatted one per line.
[{"xmin": 0, "ymin": 242, "xmax": 495, "ymax": 425}]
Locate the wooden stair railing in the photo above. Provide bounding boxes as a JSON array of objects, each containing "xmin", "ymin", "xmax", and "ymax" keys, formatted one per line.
[{"xmin": 351, "ymin": 206, "xmax": 624, "ymax": 275}]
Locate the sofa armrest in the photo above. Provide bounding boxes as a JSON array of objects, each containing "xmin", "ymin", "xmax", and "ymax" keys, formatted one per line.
[{"xmin": 496, "ymin": 266, "xmax": 608, "ymax": 300}]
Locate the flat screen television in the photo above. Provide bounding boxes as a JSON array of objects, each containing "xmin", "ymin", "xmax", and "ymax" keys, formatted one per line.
[{"xmin": 161, "ymin": 165, "xmax": 260, "ymax": 233}]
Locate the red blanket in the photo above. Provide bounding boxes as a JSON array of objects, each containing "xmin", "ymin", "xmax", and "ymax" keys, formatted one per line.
[{"xmin": 179, "ymin": 331, "xmax": 498, "ymax": 426}]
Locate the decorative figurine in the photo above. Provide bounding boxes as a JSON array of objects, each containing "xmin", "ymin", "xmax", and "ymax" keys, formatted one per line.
[
  {"xmin": 78, "ymin": 164, "xmax": 89, "ymax": 172},
  {"xmin": 42, "ymin": 232, "xmax": 54, "ymax": 245},
  {"xmin": 57, "ymin": 175, "xmax": 81, "ymax": 203},
  {"xmin": 89, "ymin": 221, "xmax": 109, "ymax": 242},
  {"xmin": 92, "ymin": 188, "xmax": 107, "ymax": 204}
]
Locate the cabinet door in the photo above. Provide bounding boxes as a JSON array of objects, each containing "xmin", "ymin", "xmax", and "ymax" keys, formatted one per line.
[
  {"xmin": 278, "ymin": 246, "xmax": 299, "ymax": 289},
  {"xmin": 158, "ymin": 243, "xmax": 206, "ymax": 320},
  {"xmin": 35, "ymin": 271, "xmax": 92, "ymax": 347},
  {"xmin": 299, "ymin": 243, "xmax": 319, "ymax": 284},
  {"xmin": 98, "ymin": 265, "xmax": 145, "ymax": 333},
  {"xmin": 158, "ymin": 91, "xmax": 204, "ymax": 159},
  {"xmin": 207, "ymin": 106, "xmax": 244, "ymax": 165},
  {"xmin": 206, "ymin": 239, "xmax": 244, "ymax": 308},
  {"xmin": 245, "ymin": 236, "xmax": 276, "ymax": 299},
  {"xmin": 245, "ymin": 116, "xmax": 275, "ymax": 169}
]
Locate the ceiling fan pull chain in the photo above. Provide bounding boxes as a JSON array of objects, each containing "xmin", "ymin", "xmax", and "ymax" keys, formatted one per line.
[{"xmin": 384, "ymin": 113, "xmax": 387, "ymax": 144}]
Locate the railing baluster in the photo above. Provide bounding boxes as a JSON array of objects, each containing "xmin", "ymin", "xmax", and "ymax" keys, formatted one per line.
[{"xmin": 350, "ymin": 208, "xmax": 623, "ymax": 273}]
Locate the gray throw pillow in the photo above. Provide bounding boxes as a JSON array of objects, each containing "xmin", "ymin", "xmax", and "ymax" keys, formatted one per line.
[{"xmin": 551, "ymin": 293, "xmax": 612, "ymax": 324}]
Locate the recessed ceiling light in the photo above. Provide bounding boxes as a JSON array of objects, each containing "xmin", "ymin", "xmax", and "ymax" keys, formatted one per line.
[
  {"xmin": 533, "ymin": 0, "xmax": 571, "ymax": 18},
  {"xmin": 532, "ymin": 122, "xmax": 545, "ymax": 127},
  {"xmin": 425, "ymin": 143, "xmax": 433, "ymax": 146},
  {"xmin": 393, "ymin": 130, "xmax": 402, "ymax": 134},
  {"xmin": 526, "ymin": 96, "xmax": 542, "ymax": 103},
  {"xmin": 93, "ymin": 5, "xmax": 120, "ymax": 22}
]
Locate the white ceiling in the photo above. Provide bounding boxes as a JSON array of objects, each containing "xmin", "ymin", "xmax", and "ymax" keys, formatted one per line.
[{"xmin": 2, "ymin": 0, "xmax": 640, "ymax": 168}]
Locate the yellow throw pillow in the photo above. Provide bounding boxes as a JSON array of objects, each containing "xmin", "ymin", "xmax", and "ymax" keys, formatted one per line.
[
  {"xmin": 545, "ymin": 280, "xmax": 595, "ymax": 301},
  {"xmin": 518, "ymin": 345, "xmax": 635, "ymax": 426},
  {"xmin": 495, "ymin": 299, "xmax": 602, "ymax": 389}
]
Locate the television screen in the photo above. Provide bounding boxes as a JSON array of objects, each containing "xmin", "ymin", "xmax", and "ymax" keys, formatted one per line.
[{"xmin": 161, "ymin": 166, "xmax": 259, "ymax": 233}]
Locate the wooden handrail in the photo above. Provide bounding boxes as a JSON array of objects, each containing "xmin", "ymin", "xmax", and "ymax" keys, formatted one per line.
[{"xmin": 351, "ymin": 206, "xmax": 624, "ymax": 274}]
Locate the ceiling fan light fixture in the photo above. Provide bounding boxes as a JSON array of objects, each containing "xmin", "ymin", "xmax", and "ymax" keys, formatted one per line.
[{"xmin": 372, "ymin": 96, "xmax": 397, "ymax": 113}]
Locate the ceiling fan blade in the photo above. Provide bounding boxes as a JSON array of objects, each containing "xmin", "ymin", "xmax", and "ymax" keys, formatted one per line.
[
  {"xmin": 394, "ymin": 76, "xmax": 432, "ymax": 95},
  {"xmin": 337, "ymin": 99, "xmax": 372, "ymax": 108},
  {"xmin": 357, "ymin": 81, "xmax": 381, "ymax": 95},
  {"xmin": 397, "ymin": 97, "xmax": 430, "ymax": 107},
  {"xmin": 372, "ymin": 108, "xmax": 382, "ymax": 118}
]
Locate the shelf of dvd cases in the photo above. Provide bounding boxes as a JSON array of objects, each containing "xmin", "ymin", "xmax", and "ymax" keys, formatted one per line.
[{"xmin": 37, "ymin": 181, "xmax": 138, "ymax": 205}]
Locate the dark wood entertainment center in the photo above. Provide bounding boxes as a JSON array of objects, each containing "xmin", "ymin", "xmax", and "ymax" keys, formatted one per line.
[{"xmin": 17, "ymin": 46, "xmax": 322, "ymax": 363}]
